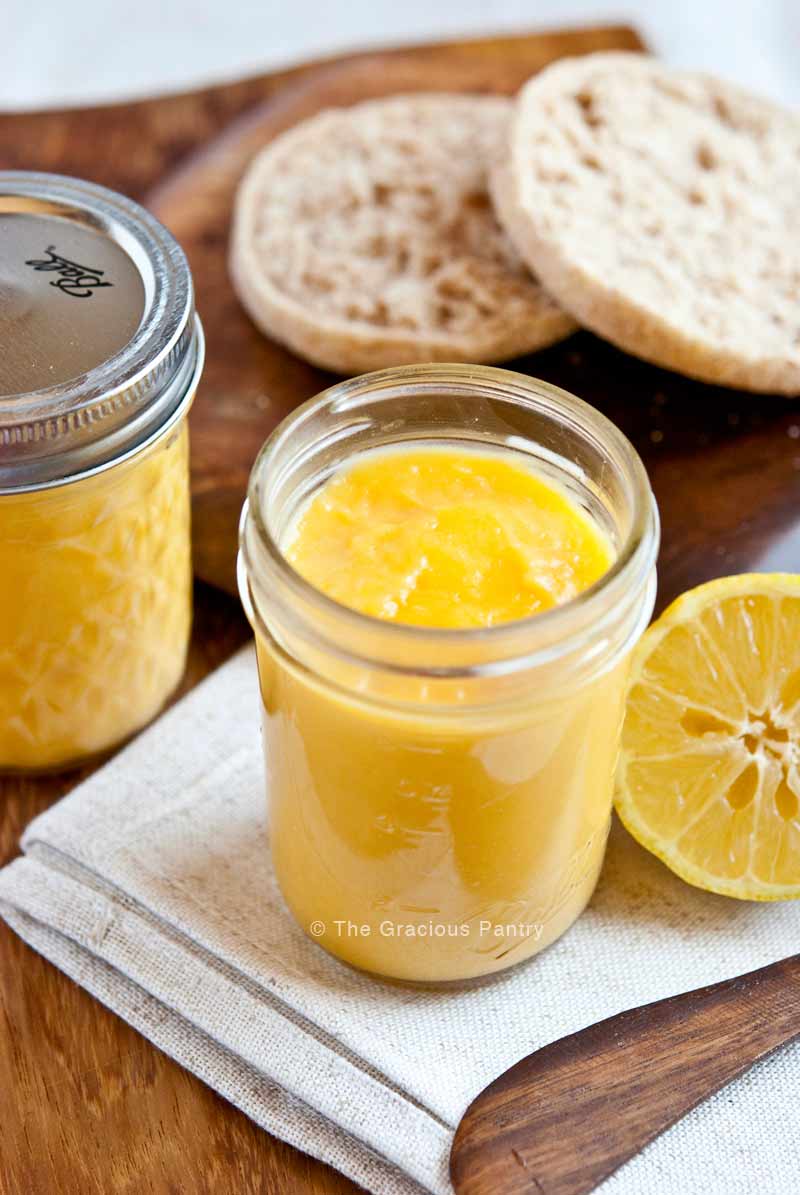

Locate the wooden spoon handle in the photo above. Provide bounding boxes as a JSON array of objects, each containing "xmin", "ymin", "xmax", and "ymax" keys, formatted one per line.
[{"xmin": 451, "ymin": 955, "xmax": 800, "ymax": 1195}]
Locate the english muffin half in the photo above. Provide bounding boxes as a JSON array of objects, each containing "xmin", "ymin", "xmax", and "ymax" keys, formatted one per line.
[
  {"xmin": 492, "ymin": 53, "xmax": 800, "ymax": 394},
  {"xmin": 230, "ymin": 94, "xmax": 575, "ymax": 373}
]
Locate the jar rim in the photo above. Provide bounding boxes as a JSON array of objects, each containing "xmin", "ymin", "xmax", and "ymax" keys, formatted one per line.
[
  {"xmin": 1, "ymin": 318, "xmax": 204, "ymax": 495},
  {"xmin": 0, "ymin": 172, "xmax": 198, "ymax": 489},
  {"xmin": 241, "ymin": 365, "xmax": 659, "ymax": 675}
]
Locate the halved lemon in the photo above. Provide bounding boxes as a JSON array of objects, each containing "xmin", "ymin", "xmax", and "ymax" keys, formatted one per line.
[{"xmin": 615, "ymin": 574, "xmax": 800, "ymax": 900}]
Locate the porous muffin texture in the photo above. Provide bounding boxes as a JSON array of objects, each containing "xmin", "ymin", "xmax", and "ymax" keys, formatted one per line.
[
  {"xmin": 492, "ymin": 52, "xmax": 800, "ymax": 394},
  {"xmin": 230, "ymin": 94, "xmax": 575, "ymax": 373}
]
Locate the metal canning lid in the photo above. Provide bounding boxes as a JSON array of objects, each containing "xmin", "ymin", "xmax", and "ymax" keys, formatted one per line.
[{"xmin": 0, "ymin": 171, "xmax": 203, "ymax": 491}]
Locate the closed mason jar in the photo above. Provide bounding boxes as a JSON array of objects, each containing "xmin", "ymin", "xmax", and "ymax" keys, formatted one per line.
[
  {"xmin": 0, "ymin": 173, "xmax": 203, "ymax": 771},
  {"xmin": 238, "ymin": 365, "xmax": 659, "ymax": 983}
]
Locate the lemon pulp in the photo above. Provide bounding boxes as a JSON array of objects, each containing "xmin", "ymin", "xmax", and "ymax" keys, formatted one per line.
[{"xmin": 616, "ymin": 574, "xmax": 800, "ymax": 900}]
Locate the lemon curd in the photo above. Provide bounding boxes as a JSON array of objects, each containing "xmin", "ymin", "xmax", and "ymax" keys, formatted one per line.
[
  {"xmin": 0, "ymin": 172, "xmax": 203, "ymax": 771},
  {"xmin": 0, "ymin": 424, "xmax": 192, "ymax": 770},
  {"xmin": 286, "ymin": 448, "xmax": 612, "ymax": 628},
  {"xmin": 239, "ymin": 366, "xmax": 658, "ymax": 982}
]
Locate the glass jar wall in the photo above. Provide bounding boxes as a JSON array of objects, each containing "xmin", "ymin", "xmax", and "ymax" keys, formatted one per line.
[
  {"xmin": 239, "ymin": 366, "xmax": 659, "ymax": 983},
  {"xmin": 0, "ymin": 172, "xmax": 203, "ymax": 771}
]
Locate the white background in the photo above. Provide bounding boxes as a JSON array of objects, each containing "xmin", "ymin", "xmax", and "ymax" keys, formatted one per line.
[{"xmin": 2, "ymin": 0, "xmax": 799, "ymax": 110}]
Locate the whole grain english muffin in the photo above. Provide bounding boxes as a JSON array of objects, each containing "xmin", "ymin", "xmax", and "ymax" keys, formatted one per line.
[
  {"xmin": 492, "ymin": 53, "xmax": 800, "ymax": 394},
  {"xmin": 230, "ymin": 94, "xmax": 575, "ymax": 373}
]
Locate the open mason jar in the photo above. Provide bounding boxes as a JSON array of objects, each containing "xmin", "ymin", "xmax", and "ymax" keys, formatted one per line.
[
  {"xmin": 238, "ymin": 365, "xmax": 659, "ymax": 983},
  {"xmin": 0, "ymin": 173, "xmax": 204, "ymax": 772}
]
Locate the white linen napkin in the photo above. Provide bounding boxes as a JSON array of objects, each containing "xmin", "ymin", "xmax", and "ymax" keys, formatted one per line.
[{"xmin": 0, "ymin": 644, "xmax": 798, "ymax": 1195}]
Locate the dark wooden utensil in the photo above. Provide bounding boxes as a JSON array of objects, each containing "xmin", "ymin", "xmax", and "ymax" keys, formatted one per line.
[{"xmin": 451, "ymin": 955, "xmax": 800, "ymax": 1195}]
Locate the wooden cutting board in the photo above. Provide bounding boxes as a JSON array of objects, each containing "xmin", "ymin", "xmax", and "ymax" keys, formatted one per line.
[
  {"xmin": 145, "ymin": 26, "xmax": 649, "ymax": 595},
  {"xmin": 3, "ymin": 24, "xmax": 800, "ymax": 1195},
  {"xmin": 152, "ymin": 37, "xmax": 800, "ymax": 610},
  {"xmin": 4, "ymin": 25, "xmax": 800, "ymax": 612},
  {"xmin": 1, "ymin": 24, "xmax": 647, "ymax": 600}
]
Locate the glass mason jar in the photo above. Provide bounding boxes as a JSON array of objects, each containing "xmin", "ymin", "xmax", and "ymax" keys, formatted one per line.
[
  {"xmin": 238, "ymin": 365, "xmax": 659, "ymax": 983},
  {"xmin": 0, "ymin": 173, "xmax": 203, "ymax": 771}
]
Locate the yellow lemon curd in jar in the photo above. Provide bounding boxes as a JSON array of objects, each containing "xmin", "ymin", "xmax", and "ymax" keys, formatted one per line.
[
  {"xmin": 0, "ymin": 423, "xmax": 192, "ymax": 771},
  {"xmin": 257, "ymin": 446, "xmax": 625, "ymax": 982}
]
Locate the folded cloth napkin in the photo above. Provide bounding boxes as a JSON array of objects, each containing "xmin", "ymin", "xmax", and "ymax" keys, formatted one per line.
[{"xmin": 1, "ymin": 645, "xmax": 798, "ymax": 1195}]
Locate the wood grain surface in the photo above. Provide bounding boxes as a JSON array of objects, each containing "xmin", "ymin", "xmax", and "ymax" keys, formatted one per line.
[
  {"xmin": 88, "ymin": 18, "xmax": 800, "ymax": 607},
  {"xmin": 149, "ymin": 30, "xmax": 652, "ymax": 596},
  {"xmin": 0, "ymin": 22, "xmax": 645, "ymax": 603},
  {"xmin": 450, "ymin": 955, "xmax": 800, "ymax": 1195},
  {"xmin": 4, "ymin": 20, "xmax": 800, "ymax": 1195}
]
